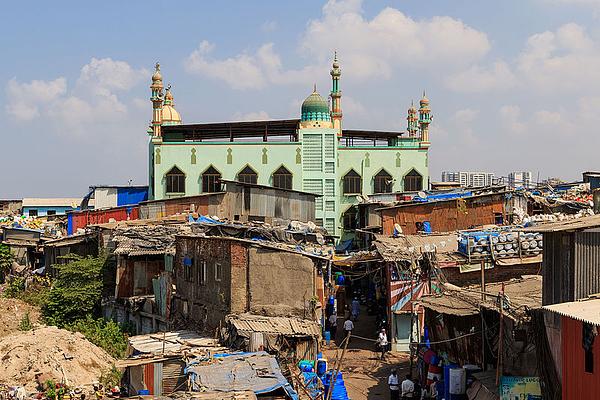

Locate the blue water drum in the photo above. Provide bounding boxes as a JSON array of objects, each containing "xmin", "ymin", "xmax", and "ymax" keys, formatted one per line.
[
  {"xmin": 324, "ymin": 372, "xmax": 350, "ymax": 400},
  {"xmin": 324, "ymin": 331, "xmax": 331, "ymax": 345},
  {"xmin": 336, "ymin": 274, "xmax": 345, "ymax": 285},
  {"xmin": 328, "ymin": 295, "xmax": 335, "ymax": 305},
  {"xmin": 316, "ymin": 358, "xmax": 328, "ymax": 376}
]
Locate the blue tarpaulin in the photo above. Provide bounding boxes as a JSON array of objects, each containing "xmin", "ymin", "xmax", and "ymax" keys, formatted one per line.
[
  {"xmin": 188, "ymin": 215, "xmax": 224, "ymax": 224},
  {"xmin": 185, "ymin": 351, "xmax": 299, "ymax": 400}
]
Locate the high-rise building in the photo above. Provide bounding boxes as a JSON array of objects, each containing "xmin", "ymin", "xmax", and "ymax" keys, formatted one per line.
[
  {"xmin": 508, "ymin": 171, "xmax": 533, "ymax": 189},
  {"xmin": 441, "ymin": 171, "xmax": 495, "ymax": 188},
  {"xmin": 147, "ymin": 55, "xmax": 432, "ymax": 237}
]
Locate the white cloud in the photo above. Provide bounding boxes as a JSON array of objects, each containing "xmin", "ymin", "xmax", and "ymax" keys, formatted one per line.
[
  {"xmin": 232, "ymin": 110, "xmax": 270, "ymax": 121},
  {"xmin": 301, "ymin": 0, "xmax": 490, "ymax": 79},
  {"xmin": 260, "ymin": 21, "xmax": 278, "ymax": 32},
  {"xmin": 5, "ymin": 58, "xmax": 148, "ymax": 136},
  {"xmin": 185, "ymin": 0, "xmax": 490, "ymax": 88},
  {"xmin": 185, "ymin": 41, "xmax": 321, "ymax": 90},
  {"xmin": 499, "ymin": 105, "xmax": 526, "ymax": 135},
  {"xmin": 518, "ymin": 23, "xmax": 600, "ymax": 92},
  {"xmin": 445, "ymin": 62, "xmax": 515, "ymax": 93},
  {"xmin": 5, "ymin": 77, "xmax": 67, "ymax": 120}
]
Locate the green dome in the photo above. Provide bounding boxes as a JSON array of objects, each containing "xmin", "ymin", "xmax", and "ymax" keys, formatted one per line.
[{"xmin": 301, "ymin": 89, "xmax": 330, "ymax": 122}]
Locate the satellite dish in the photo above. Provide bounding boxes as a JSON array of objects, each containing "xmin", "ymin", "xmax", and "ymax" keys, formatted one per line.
[
  {"xmin": 418, "ymin": 191, "xmax": 427, "ymax": 199},
  {"xmin": 356, "ymin": 195, "xmax": 364, "ymax": 203},
  {"xmin": 363, "ymin": 193, "xmax": 370, "ymax": 201},
  {"xmin": 394, "ymin": 223, "xmax": 403, "ymax": 234}
]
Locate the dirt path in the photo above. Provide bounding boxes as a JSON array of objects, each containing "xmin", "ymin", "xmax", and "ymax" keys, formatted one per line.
[
  {"xmin": 0, "ymin": 296, "xmax": 41, "ymax": 338},
  {"xmin": 324, "ymin": 305, "xmax": 411, "ymax": 399}
]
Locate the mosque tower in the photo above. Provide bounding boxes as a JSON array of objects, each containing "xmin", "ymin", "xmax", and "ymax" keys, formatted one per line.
[
  {"xmin": 407, "ymin": 101, "xmax": 418, "ymax": 137},
  {"xmin": 330, "ymin": 52, "xmax": 342, "ymax": 135},
  {"xmin": 150, "ymin": 62, "xmax": 164, "ymax": 138},
  {"xmin": 418, "ymin": 92, "xmax": 432, "ymax": 147}
]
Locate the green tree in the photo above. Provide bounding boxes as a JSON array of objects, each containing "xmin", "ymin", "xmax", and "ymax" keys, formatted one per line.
[
  {"xmin": 0, "ymin": 243, "xmax": 12, "ymax": 282},
  {"xmin": 42, "ymin": 254, "xmax": 107, "ymax": 326}
]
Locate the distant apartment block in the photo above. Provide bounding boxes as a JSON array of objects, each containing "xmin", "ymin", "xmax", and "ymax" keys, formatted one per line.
[
  {"xmin": 508, "ymin": 171, "xmax": 533, "ymax": 189},
  {"xmin": 441, "ymin": 171, "xmax": 495, "ymax": 188}
]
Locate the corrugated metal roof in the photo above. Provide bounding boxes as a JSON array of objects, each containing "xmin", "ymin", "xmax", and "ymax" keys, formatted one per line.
[
  {"xmin": 543, "ymin": 298, "xmax": 600, "ymax": 325},
  {"xmin": 227, "ymin": 314, "xmax": 321, "ymax": 337},
  {"xmin": 128, "ymin": 330, "xmax": 222, "ymax": 355},
  {"xmin": 418, "ymin": 276, "xmax": 542, "ymax": 321},
  {"xmin": 520, "ymin": 214, "xmax": 600, "ymax": 232},
  {"xmin": 374, "ymin": 233, "xmax": 458, "ymax": 261},
  {"xmin": 22, "ymin": 197, "xmax": 83, "ymax": 207}
]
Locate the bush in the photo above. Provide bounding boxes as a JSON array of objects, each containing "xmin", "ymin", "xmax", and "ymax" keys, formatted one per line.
[
  {"xmin": 42, "ymin": 254, "xmax": 106, "ymax": 326},
  {"xmin": 0, "ymin": 244, "xmax": 12, "ymax": 279},
  {"xmin": 18, "ymin": 312, "xmax": 32, "ymax": 331},
  {"xmin": 3, "ymin": 276, "xmax": 25, "ymax": 298},
  {"xmin": 67, "ymin": 316, "xmax": 128, "ymax": 358},
  {"xmin": 99, "ymin": 365, "xmax": 123, "ymax": 389}
]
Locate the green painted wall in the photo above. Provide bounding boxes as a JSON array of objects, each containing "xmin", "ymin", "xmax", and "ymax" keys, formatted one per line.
[{"xmin": 150, "ymin": 134, "xmax": 429, "ymax": 237}]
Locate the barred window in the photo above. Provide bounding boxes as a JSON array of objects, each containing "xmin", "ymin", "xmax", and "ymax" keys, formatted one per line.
[
  {"xmin": 404, "ymin": 169, "xmax": 423, "ymax": 192},
  {"xmin": 374, "ymin": 169, "xmax": 393, "ymax": 194},
  {"xmin": 166, "ymin": 166, "xmax": 185, "ymax": 193},
  {"xmin": 343, "ymin": 170, "xmax": 361, "ymax": 194},
  {"xmin": 272, "ymin": 166, "xmax": 292, "ymax": 190},
  {"xmin": 202, "ymin": 166, "xmax": 222, "ymax": 193},
  {"xmin": 238, "ymin": 166, "xmax": 258, "ymax": 184}
]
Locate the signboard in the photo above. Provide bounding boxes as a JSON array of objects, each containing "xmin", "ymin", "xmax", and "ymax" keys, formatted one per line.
[{"xmin": 500, "ymin": 376, "xmax": 542, "ymax": 400}]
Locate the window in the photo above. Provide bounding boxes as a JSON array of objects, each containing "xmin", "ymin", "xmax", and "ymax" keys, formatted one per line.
[
  {"xmin": 166, "ymin": 166, "xmax": 185, "ymax": 193},
  {"xmin": 28, "ymin": 209, "xmax": 38, "ymax": 217},
  {"xmin": 196, "ymin": 260, "xmax": 207, "ymax": 285},
  {"xmin": 215, "ymin": 263, "xmax": 222, "ymax": 281},
  {"xmin": 238, "ymin": 166, "xmax": 258, "ymax": 184},
  {"xmin": 184, "ymin": 257, "xmax": 193, "ymax": 282},
  {"xmin": 374, "ymin": 169, "xmax": 393, "ymax": 194},
  {"xmin": 343, "ymin": 170, "xmax": 362, "ymax": 194},
  {"xmin": 404, "ymin": 169, "xmax": 423, "ymax": 192},
  {"xmin": 343, "ymin": 209, "xmax": 358, "ymax": 230},
  {"xmin": 272, "ymin": 166, "xmax": 293, "ymax": 190},
  {"xmin": 494, "ymin": 213, "xmax": 504, "ymax": 225},
  {"xmin": 586, "ymin": 349, "xmax": 594, "ymax": 373},
  {"xmin": 46, "ymin": 210, "xmax": 56, "ymax": 216},
  {"xmin": 202, "ymin": 166, "xmax": 222, "ymax": 193}
]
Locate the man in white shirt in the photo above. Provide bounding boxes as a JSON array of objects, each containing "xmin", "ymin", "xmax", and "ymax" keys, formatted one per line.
[
  {"xmin": 388, "ymin": 369, "xmax": 400, "ymax": 400},
  {"xmin": 343, "ymin": 317, "xmax": 354, "ymax": 340},
  {"xmin": 328, "ymin": 313, "xmax": 338, "ymax": 342},
  {"xmin": 401, "ymin": 374, "xmax": 414, "ymax": 400},
  {"xmin": 376, "ymin": 328, "xmax": 389, "ymax": 360}
]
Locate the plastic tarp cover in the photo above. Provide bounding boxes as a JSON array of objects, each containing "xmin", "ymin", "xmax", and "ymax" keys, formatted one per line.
[
  {"xmin": 188, "ymin": 215, "xmax": 224, "ymax": 224},
  {"xmin": 185, "ymin": 351, "xmax": 299, "ymax": 400}
]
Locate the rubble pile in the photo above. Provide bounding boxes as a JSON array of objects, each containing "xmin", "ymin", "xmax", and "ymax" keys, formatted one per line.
[{"xmin": 0, "ymin": 326, "xmax": 115, "ymax": 390}]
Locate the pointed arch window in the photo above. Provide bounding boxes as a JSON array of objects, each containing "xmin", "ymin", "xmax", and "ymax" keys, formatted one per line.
[
  {"xmin": 343, "ymin": 169, "xmax": 362, "ymax": 195},
  {"xmin": 374, "ymin": 169, "xmax": 393, "ymax": 194},
  {"xmin": 202, "ymin": 166, "xmax": 222, "ymax": 193},
  {"xmin": 166, "ymin": 166, "xmax": 185, "ymax": 194},
  {"xmin": 404, "ymin": 169, "xmax": 423, "ymax": 192},
  {"xmin": 272, "ymin": 166, "xmax": 293, "ymax": 190},
  {"xmin": 238, "ymin": 166, "xmax": 258, "ymax": 185}
]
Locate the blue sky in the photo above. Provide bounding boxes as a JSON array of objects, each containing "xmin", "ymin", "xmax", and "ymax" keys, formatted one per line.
[{"xmin": 2, "ymin": 0, "xmax": 599, "ymax": 197}]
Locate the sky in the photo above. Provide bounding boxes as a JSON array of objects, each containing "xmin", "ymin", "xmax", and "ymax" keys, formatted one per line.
[{"xmin": 2, "ymin": 0, "xmax": 600, "ymax": 198}]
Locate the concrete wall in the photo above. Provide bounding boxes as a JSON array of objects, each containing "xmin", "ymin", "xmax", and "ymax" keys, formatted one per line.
[{"xmin": 247, "ymin": 247, "xmax": 315, "ymax": 317}]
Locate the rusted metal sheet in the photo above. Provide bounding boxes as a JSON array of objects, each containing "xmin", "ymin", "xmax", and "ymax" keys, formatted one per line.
[
  {"xmin": 380, "ymin": 194, "xmax": 505, "ymax": 235},
  {"xmin": 162, "ymin": 359, "xmax": 186, "ymax": 394},
  {"xmin": 561, "ymin": 316, "xmax": 600, "ymax": 399},
  {"xmin": 143, "ymin": 362, "xmax": 154, "ymax": 395}
]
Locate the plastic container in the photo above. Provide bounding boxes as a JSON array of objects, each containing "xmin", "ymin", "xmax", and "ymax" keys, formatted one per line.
[
  {"xmin": 137, "ymin": 390, "xmax": 150, "ymax": 395},
  {"xmin": 316, "ymin": 358, "xmax": 328, "ymax": 376},
  {"xmin": 324, "ymin": 371, "xmax": 350, "ymax": 400},
  {"xmin": 324, "ymin": 331, "xmax": 331, "ymax": 345}
]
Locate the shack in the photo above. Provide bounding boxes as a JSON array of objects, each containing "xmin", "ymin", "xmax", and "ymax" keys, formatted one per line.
[
  {"xmin": 43, "ymin": 232, "xmax": 99, "ymax": 275},
  {"xmin": 222, "ymin": 314, "xmax": 322, "ymax": 360},
  {"xmin": 117, "ymin": 330, "xmax": 226, "ymax": 396},
  {"xmin": 1, "ymin": 227, "xmax": 44, "ymax": 272},
  {"xmin": 174, "ymin": 224, "xmax": 330, "ymax": 331},
  {"xmin": 378, "ymin": 191, "xmax": 524, "ymax": 235}
]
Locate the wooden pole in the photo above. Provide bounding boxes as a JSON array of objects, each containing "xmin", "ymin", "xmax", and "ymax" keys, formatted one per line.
[
  {"xmin": 326, "ymin": 333, "xmax": 351, "ymax": 400},
  {"xmin": 496, "ymin": 282, "xmax": 505, "ymax": 385}
]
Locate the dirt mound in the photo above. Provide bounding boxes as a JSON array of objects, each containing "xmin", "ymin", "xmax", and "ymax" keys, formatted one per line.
[
  {"xmin": 0, "ymin": 326, "xmax": 115, "ymax": 390},
  {"xmin": 0, "ymin": 297, "xmax": 41, "ymax": 338}
]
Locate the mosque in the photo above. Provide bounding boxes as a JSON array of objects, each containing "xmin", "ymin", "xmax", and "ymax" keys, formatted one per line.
[{"xmin": 147, "ymin": 55, "xmax": 431, "ymax": 237}]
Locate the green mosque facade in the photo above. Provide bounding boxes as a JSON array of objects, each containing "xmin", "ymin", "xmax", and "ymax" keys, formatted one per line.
[{"xmin": 147, "ymin": 56, "xmax": 432, "ymax": 237}]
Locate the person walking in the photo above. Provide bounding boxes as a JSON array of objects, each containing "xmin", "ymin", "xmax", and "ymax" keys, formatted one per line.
[
  {"xmin": 401, "ymin": 374, "xmax": 414, "ymax": 400},
  {"xmin": 328, "ymin": 313, "xmax": 338, "ymax": 342},
  {"xmin": 376, "ymin": 328, "xmax": 389, "ymax": 360},
  {"xmin": 388, "ymin": 369, "xmax": 400, "ymax": 400},
  {"xmin": 429, "ymin": 377, "xmax": 438, "ymax": 400},
  {"xmin": 343, "ymin": 316, "xmax": 354, "ymax": 340},
  {"xmin": 351, "ymin": 298, "xmax": 361, "ymax": 320}
]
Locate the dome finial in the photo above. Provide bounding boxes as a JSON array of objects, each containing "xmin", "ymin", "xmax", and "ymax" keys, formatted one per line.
[
  {"xmin": 313, "ymin": 83, "xmax": 317, "ymax": 93},
  {"xmin": 152, "ymin": 62, "xmax": 163, "ymax": 83}
]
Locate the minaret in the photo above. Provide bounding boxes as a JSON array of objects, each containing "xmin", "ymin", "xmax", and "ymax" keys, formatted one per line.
[
  {"xmin": 150, "ymin": 62, "xmax": 164, "ymax": 138},
  {"xmin": 330, "ymin": 52, "xmax": 342, "ymax": 135},
  {"xmin": 418, "ymin": 91, "xmax": 432, "ymax": 147},
  {"xmin": 407, "ymin": 101, "xmax": 418, "ymax": 137}
]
